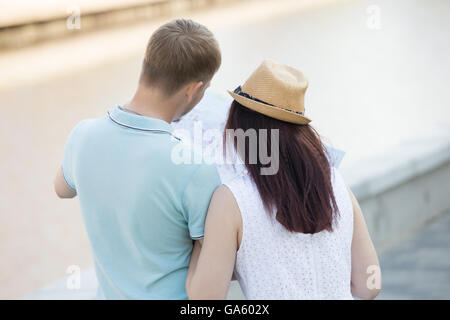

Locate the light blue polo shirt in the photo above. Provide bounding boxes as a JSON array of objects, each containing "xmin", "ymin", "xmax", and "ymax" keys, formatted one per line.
[{"xmin": 62, "ymin": 106, "xmax": 221, "ymax": 299}]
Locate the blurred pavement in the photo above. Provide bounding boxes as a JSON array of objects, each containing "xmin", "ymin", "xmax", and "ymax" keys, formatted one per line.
[
  {"xmin": 24, "ymin": 209, "xmax": 450, "ymax": 299},
  {"xmin": 378, "ymin": 210, "xmax": 450, "ymax": 299}
]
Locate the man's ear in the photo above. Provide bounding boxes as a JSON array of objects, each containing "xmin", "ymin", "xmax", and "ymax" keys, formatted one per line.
[{"xmin": 185, "ymin": 81, "xmax": 204, "ymax": 103}]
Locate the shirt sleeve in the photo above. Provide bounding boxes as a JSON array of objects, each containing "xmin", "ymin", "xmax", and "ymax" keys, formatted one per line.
[
  {"xmin": 181, "ymin": 163, "xmax": 221, "ymax": 240},
  {"xmin": 61, "ymin": 124, "xmax": 81, "ymax": 191}
]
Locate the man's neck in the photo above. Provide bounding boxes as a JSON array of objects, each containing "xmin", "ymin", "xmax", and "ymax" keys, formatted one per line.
[{"xmin": 125, "ymin": 85, "xmax": 179, "ymax": 123}]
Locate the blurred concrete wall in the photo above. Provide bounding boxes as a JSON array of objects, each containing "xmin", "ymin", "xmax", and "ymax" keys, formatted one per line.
[
  {"xmin": 0, "ymin": 0, "xmax": 242, "ymax": 50},
  {"xmin": 343, "ymin": 125, "xmax": 450, "ymax": 251}
]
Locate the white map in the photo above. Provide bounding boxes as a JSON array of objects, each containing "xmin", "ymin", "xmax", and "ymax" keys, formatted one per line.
[{"xmin": 172, "ymin": 89, "xmax": 345, "ymax": 183}]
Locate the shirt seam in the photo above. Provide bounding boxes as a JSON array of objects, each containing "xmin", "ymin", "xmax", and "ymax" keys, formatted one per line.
[{"xmin": 61, "ymin": 164, "xmax": 76, "ymax": 191}]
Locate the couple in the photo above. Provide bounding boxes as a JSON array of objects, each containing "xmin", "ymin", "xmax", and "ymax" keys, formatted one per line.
[{"xmin": 54, "ymin": 19, "xmax": 380, "ymax": 300}]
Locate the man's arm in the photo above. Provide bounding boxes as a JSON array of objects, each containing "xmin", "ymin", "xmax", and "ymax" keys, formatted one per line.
[{"xmin": 54, "ymin": 166, "xmax": 76, "ymax": 199}]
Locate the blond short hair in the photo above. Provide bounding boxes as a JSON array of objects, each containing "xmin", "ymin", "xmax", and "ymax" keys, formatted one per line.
[{"xmin": 140, "ymin": 19, "xmax": 221, "ymax": 95}]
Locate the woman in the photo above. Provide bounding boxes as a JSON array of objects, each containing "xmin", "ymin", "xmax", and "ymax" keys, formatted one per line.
[{"xmin": 186, "ymin": 60, "xmax": 381, "ymax": 300}]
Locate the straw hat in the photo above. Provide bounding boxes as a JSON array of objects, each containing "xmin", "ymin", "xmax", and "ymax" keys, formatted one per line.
[{"xmin": 228, "ymin": 60, "xmax": 311, "ymax": 125}]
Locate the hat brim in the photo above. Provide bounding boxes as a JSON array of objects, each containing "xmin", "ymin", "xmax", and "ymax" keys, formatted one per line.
[{"xmin": 228, "ymin": 90, "xmax": 311, "ymax": 125}]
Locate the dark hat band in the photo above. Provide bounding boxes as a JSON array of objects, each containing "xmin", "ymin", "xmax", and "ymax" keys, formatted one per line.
[{"xmin": 233, "ymin": 86, "xmax": 304, "ymax": 116}]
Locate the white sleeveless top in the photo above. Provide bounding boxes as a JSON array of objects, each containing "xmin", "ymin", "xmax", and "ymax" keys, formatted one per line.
[{"xmin": 224, "ymin": 167, "xmax": 354, "ymax": 300}]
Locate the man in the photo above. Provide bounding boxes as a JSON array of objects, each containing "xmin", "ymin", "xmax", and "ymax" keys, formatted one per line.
[{"xmin": 54, "ymin": 19, "xmax": 222, "ymax": 299}]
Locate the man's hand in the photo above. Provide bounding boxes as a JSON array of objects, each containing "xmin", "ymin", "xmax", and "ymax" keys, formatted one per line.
[{"xmin": 54, "ymin": 167, "xmax": 77, "ymax": 198}]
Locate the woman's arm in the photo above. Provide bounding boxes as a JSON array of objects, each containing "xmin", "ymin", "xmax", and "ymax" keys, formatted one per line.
[
  {"xmin": 348, "ymin": 185, "xmax": 382, "ymax": 299},
  {"xmin": 186, "ymin": 185, "xmax": 241, "ymax": 299},
  {"xmin": 186, "ymin": 240, "xmax": 201, "ymax": 293}
]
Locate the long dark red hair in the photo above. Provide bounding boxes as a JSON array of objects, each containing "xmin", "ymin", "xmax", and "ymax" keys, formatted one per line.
[{"xmin": 224, "ymin": 100, "xmax": 339, "ymax": 234}]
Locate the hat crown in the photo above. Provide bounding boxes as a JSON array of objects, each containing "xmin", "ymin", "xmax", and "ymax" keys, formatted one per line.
[{"xmin": 241, "ymin": 60, "xmax": 308, "ymax": 113}]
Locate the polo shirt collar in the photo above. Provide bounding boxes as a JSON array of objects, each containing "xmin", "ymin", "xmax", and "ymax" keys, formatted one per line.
[{"xmin": 107, "ymin": 105, "xmax": 174, "ymax": 133}]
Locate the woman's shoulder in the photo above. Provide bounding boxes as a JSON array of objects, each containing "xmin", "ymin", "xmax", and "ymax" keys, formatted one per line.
[
  {"xmin": 212, "ymin": 183, "xmax": 242, "ymax": 213},
  {"xmin": 208, "ymin": 184, "xmax": 242, "ymax": 229},
  {"xmin": 213, "ymin": 184, "xmax": 236, "ymax": 203}
]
